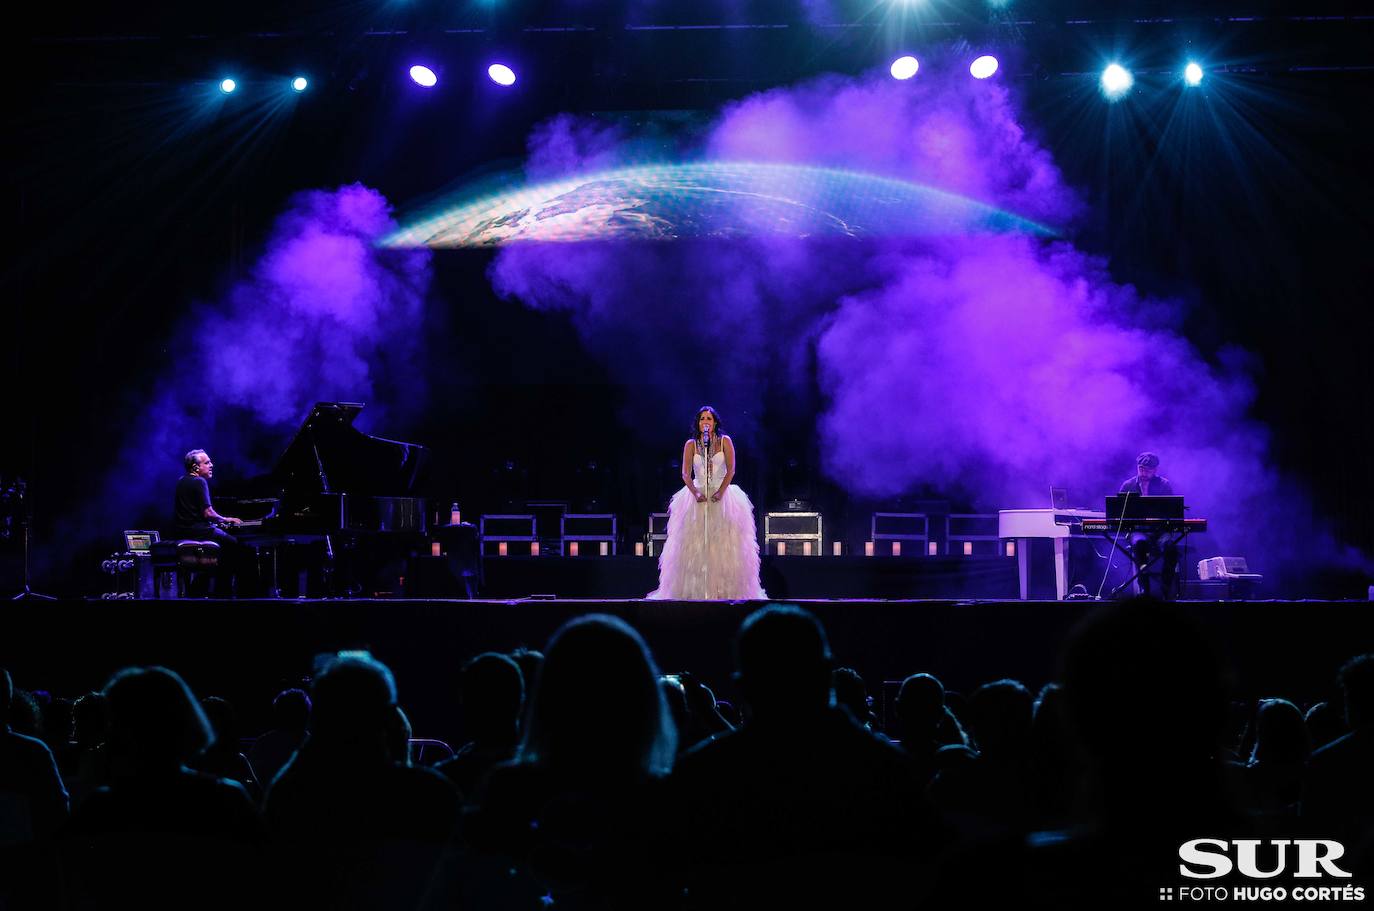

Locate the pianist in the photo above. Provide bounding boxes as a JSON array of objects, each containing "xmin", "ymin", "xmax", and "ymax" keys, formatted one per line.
[
  {"xmin": 175, "ymin": 450, "xmax": 243, "ymax": 537},
  {"xmin": 1119, "ymin": 451, "xmax": 1178, "ymax": 597},
  {"xmin": 173, "ymin": 450, "xmax": 251, "ymax": 591}
]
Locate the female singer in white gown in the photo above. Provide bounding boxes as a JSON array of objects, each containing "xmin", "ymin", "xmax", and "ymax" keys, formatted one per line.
[{"xmin": 648, "ymin": 406, "xmax": 767, "ymax": 601}]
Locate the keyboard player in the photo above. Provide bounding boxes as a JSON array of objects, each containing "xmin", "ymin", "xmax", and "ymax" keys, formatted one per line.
[{"xmin": 1118, "ymin": 451, "xmax": 1178, "ymax": 597}]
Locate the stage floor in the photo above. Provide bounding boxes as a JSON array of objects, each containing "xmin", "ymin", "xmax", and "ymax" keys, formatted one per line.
[{"xmin": 7, "ymin": 596, "xmax": 1374, "ymax": 749}]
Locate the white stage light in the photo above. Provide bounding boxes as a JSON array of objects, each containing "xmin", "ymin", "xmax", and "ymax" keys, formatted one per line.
[
  {"xmin": 970, "ymin": 55, "xmax": 999, "ymax": 79},
  {"xmin": 1184, "ymin": 62, "xmax": 1204, "ymax": 86},
  {"xmin": 1100, "ymin": 63, "xmax": 1133, "ymax": 100},
  {"xmin": 890, "ymin": 55, "xmax": 920, "ymax": 80},
  {"xmin": 409, "ymin": 65, "xmax": 438, "ymax": 88}
]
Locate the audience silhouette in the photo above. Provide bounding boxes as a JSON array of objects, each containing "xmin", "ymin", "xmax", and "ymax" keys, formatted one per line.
[
  {"xmin": 263, "ymin": 653, "xmax": 461, "ymax": 908},
  {"xmin": 59, "ymin": 666, "xmax": 264, "ymax": 909},
  {"xmin": 7, "ymin": 602, "xmax": 1374, "ymax": 909},
  {"xmin": 929, "ymin": 678, "xmax": 1035, "ymax": 833},
  {"xmin": 670, "ymin": 605, "xmax": 944, "ymax": 908},
  {"xmin": 435, "ymin": 651, "xmax": 525, "ymax": 799},
  {"xmin": 1303, "ymin": 653, "xmax": 1374, "ymax": 842},
  {"xmin": 465, "ymin": 614, "xmax": 678, "ymax": 909},
  {"xmin": 0, "ymin": 667, "xmax": 69, "ymax": 843},
  {"xmin": 246, "ymin": 687, "xmax": 310, "ymax": 790},
  {"xmin": 190, "ymin": 695, "xmax": 261, "ymax": 800}
]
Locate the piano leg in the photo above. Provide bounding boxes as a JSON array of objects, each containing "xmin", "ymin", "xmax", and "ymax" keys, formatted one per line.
[
  {"xmin": 1054, "ymin": 537, "xmax": 1067, "ymax": 601},
  {"xmin": 1018, "ymin": 537, "xmax": 1030, "ymax": 600}
]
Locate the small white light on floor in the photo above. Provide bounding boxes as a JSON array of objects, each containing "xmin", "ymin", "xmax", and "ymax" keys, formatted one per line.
[
  {"xmin": 635, "ymin": 542, "xmax": 645, "ymax": 556},
  {"xmin": 777, "ymin": 541, "xmax": 786, "ymax": 556},
  {"xmin": 498, "ymin": 542, "xmax": 508, "ymax": 557},
  {"xmin": 893, "ymin": 541, "xmax": 902, "ymax": 557},
  {"xmin": 833, "ymin": 541, "xmax": 842, "ymax": 556},
  {"xmin": 430, "ymin": 541, "xmax": 441, "ymax": 557},
  {"xmin": 964, "ymin": 541, "xmax": 973, "ymax": 556},
  {"xmin": 600, "ymin": 541, "xmax": 609, "ymax": 556},
  {"xmin": 928, "ymin": 541, "xmax": 938, "ymax": 556},
  {"xmin": 569, "ymin": 542, "xmax": 579, "ymax": 557},
  {"xmin": 803, "ymin": 541, "xmax": 812, "ymax": 556},
  {"xmin": 1006, "ymin": 541, "xmax": 1015, "ymax": 557},
  {"xmin": 530, "ymin": 541, "xmax": 540, "ymax": 557},
  {"xmin": 865, "ymin": 541, "xmax": 874, "ymax": 557}
]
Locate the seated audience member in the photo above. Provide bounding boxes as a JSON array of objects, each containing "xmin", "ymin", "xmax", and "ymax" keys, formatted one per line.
[
  {"xmin": 893, "ymin": 672, "xmax": 966, "ymax": 788},
  {"xmin": 669, "ymin": 605, "xmax": 944, "ymax": 908},
  {"xmin": 832, "ymin": 666, "xmax": 878, "ymax": 731},
  {"xmin": 246, "ymin": 687, "xmax": 310, "ymax": 789},
  {"xmin": 508, "ymin": 647, "xmax": 544, "ymax": 694},
  {"xmin": 929, "ymin": 678, "xmax": 1034, "ymax": 832},
  {"xmin": 1011, "ymin": 600, "xmax": 1251, "ymax": 905},
  {"xmin": 263, "ymin": 653, "xmax": 461, "ymax": 907},
  {"xmin": 63, "ymin": 692, "xmax": 107, "ymax": 778},
  {"xmin": 466, "ymin": 615, "xmax": 679, "ymax": 909},
  {"xmin": 190, "ymin": 696, "xmax": 260, "ymax": 801},
  {"xmin": 60, "ymin": 666, "xmax": 264, "ymax": 909},
  {"xmin": 63, "ymin": 692, "xmax": 110, "ymax": 810},
  {"xmin": 1231, "ymin": 698, "xmax": 1309, "ymax": 818},
  {"xmin": 1304, "ymin": 700, "xmax": 1347, "ymax": 753},
  {"xmin": 1303, "ymin": 653, "xmax": 1374, "ymax": 840},
  {"xmin": 1026, "ymin": 682, "xmax": 1079, "ymax": 827},
  {"xmin": 0, "ymin": 668, "xmax": 69, "ymax": 843},
  {"xmin": 5, "ymin": 687, "xmax": 44, "ymax": 741},
  {"xmin": 435, "ymin": 652, "xmax": 524, "ymax": 799}
]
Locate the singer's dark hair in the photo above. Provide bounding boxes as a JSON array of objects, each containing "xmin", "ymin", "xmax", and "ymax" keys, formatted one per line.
[{"xmin": 693, "ymin": 406, "xmax": 723, "ymax": 437}]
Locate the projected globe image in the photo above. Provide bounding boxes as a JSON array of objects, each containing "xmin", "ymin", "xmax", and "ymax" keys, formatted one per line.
[{"xmin": 383, "ymin": 162, "xmax": 1053, "ymax": 248}]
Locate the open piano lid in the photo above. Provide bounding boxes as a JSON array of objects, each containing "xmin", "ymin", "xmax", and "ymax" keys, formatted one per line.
[{"xmin": 272, "ymin": 401, "xmax": 430, "ymax": 496}]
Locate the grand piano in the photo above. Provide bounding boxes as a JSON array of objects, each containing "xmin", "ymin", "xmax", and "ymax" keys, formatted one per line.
[{"xmin": 218, "ymin": 402, "xmax": 430, "ymax": 595}]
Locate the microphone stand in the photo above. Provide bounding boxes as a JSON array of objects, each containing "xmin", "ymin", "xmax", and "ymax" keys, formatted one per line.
[
  {"xmin": 9, "ymin": 481, "xmax": 55, "ymax": 600},
  {"xmin": 701, "ymin": 431, "xmax": 711, "ymax": 598}
]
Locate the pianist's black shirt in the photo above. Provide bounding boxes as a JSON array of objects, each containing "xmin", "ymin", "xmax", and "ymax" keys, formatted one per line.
[{"xmin": 175, "ymin": 475, "xmax": 213, "ymax": 530}]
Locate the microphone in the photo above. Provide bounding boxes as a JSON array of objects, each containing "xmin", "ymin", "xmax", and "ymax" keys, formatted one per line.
[{"xmin": 700, "ymin": 429, "xmax": 712, "ymax": 487}]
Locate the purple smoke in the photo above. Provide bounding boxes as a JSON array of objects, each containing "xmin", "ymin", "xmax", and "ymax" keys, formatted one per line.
[
  {"xmin": 490, "ymin": 66, "xmax": 1366, "ymax": 589},
  {"xmin": 75, "ymin": 184, "xmax": 430, "ymax": 550}
]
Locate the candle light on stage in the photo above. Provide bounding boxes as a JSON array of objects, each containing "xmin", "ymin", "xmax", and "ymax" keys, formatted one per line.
[
  {"xmin": 1006, "ymin": 541, "xmax": 1015, "ymax": 557},
  {"xmin": 963, "ymin": 541, "xmax": 973, "ymax": 556},
  {"xmin": 833, "ymin": 541, "xmax": 842, "ymax": 556},
  {"xmin": 600, "ymin": 541, "xmax": 609, "ymax": 556},
  {"xmin": 865, "ymin": 541, "xmax": 874, "ymax": 557},
  {"xmin": 449, "ymin": 502, "xmax": 461, "ymax": 525},
  {"xmin": 803, "ymin": 541, "xmax": 812, "ymax": 556},
  {"xmin": 928, "ymin": 541, "xmax": 939, "ymax": 556},
  {"xmin": 635, "ymin": 542, "xmax": 645, "ymax": 557},
  {"xmin": 777, "ymin": 541, "xmax": 786, "ymax": 556},
  {"xmin": 530, "ymin": 541, "xmax": 540, "ymax": 557},
  {"xmin": 893, "ymin": 541, "xmax": 902, "ymax": 557},
  {"xmin": 430, "ymin": 541, "xmax": 441, "ymax": 557},
  {"xmin": 570, "ymin": 542, "xmax": 579, "ymax": 557},
  {"xmin": 498, "ymin": 541, "xmax": 508, "ymax": 557}
]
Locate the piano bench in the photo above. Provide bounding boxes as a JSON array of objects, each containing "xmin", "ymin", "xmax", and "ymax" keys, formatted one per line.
[{"xmin": 150, "ymin": 540, "xmax": 222, "ymax": 598}]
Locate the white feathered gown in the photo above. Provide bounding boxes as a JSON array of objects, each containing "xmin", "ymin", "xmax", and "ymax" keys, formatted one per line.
[{"xmin": 648, "ymin": 449, "xmax": 767, "ymax": 601}]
